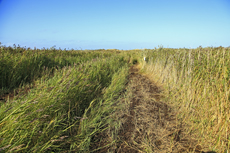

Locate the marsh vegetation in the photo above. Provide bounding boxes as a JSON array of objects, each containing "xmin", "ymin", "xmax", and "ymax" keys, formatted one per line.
[{"xmin": 0, "ymin": 45, "xmax": 229, "ymax": 152}]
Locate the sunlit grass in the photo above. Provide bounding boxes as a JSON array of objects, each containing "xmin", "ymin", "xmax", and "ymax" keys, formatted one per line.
[
  {"xmin": 140, "ymin": 46, "xmax": 230, "ymax": 152},
  {"xmin": 1, "ymin": 45, "xmax": 229, "ymax": 152},
  {"xmin": 0, "ymin": 46, "xmax": 131, "ymax": 152}
]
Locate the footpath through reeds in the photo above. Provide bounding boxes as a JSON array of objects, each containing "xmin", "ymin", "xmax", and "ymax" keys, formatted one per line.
[
  {"xmin": 107, "ymin": 65, "xmax": 205, "ymax": 153},
  {"xmin": 0, "ymin": 46, "xmax": 229, "ymax": 152}
]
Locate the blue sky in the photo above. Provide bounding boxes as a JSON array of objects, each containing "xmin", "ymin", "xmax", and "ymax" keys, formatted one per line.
[{"xmin": 0, "ymin": 0, "xmax": 230, "ymax": 50}]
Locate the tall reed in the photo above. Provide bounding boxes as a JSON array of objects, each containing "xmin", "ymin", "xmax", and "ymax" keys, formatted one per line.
[
  {"xmin": 0, "ymin": 49, "xmax": 130, "ymax": 152},
  {"xmin": 141, "ymin": 47, "xmax": 230, "ymax": 152}
]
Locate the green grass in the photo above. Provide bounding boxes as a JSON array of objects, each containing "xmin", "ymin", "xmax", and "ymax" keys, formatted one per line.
[
  {"xmin": 0, "ymin": 47, "xmax": 117, "ymax": 94},
  {"xmin": 1, "ymin": 45, "xmax": 229, "ymax": 152},
  {"xmin": 0, "ymin": 46, "xmax": 131, "ymax": 152}
]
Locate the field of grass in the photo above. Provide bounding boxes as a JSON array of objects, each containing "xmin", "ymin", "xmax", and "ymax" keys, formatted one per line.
[
  {"xmin": 0, "ymin": 46, "xmax": 137, "ymax": 152},
  {"xmin": 140, "ymin": 46, "xmax": 230, "ymax": 152},
  {"xmin": 0, "ymin": 45, "xmax": 229, "ymax": 152}
]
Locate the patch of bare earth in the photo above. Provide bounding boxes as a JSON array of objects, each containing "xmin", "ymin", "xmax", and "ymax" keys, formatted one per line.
[
  {"xmin": 91, "ymin": 65, "xmax": 214, "ymax": 153},
  {"xmin": 115, "ymin": 65, "xmax": 206, "ymax": 153}
]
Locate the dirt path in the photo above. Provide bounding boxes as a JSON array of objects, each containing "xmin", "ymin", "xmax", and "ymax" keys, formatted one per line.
[
  {"xmin": 92, "ymin": 64, "xmax": 213, "ymax": 152},
  {"xmin": 115, "ymin": 65, "xmax": 202, "ymax": 153}
]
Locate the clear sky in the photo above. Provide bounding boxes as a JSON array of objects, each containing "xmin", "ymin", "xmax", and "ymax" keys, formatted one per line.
[{"xmin": 0, "ymin": 0, "xmax": 230, "ymax": 50}]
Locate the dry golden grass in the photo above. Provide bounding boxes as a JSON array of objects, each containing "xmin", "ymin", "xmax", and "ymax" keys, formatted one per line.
[{"xmin": 139, "ymin": 47, "xmax": 230, "ymax": 152}]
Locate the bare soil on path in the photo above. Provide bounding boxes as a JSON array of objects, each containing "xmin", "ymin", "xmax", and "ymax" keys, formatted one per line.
[
  {"xmin": 91, "ymin": 64, "xmax": 216, "ymax": 152},
  {"xmin": 114, "ymin": 65, "xmax": 207, "ymax": 153},
  {"xmin": 92, "ymin": 65, "xmax": 206, "ymax": 152}
]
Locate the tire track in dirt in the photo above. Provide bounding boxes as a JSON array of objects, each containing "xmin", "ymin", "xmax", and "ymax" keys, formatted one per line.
[{"xmin": 115, "ymin": 65, "xmax": 203, "ymax": 153}]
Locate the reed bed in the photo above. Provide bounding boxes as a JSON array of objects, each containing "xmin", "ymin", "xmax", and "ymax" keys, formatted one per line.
[
  {"xmin": 0, "ymin": 46, "xmax": 116, "ymax": 94},
  {"xmin": 140, "ymin": 47, "xmax": 230, "ymax": 152},
  {"xmin": 2, "ymin": 45, "xmax": 229, "ymax": 152},
  {"xmin": 0, "ymin": 46, "xmax": 131, "ymax": 152}
]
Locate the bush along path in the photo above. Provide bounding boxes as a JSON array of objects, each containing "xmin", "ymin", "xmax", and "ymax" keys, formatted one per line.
[{"xmin": 110, "ymin": 64, "xmax": 214, "ymax": 153}]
